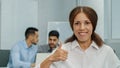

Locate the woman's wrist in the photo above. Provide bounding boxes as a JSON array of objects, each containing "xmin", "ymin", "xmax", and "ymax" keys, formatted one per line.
[
  {"xmin": 47, "ymin": 55, "xmax": 55, "ymax": 63},
  {"xmin": 40, "ymin": 56, "xmax": 53, "ymax": 68}
]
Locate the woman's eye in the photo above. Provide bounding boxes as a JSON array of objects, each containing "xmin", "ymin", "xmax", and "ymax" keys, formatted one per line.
[
  {"xmin": 85, "ymin": 21, "xmax": 91, "ymax": 25},
  {"xmin": 74, "ymin": 21, "xmax": 80, "ymax": 25},
  {"xmin": 75, "ymin": 22, "xmax": 78, "ymax": 25}
]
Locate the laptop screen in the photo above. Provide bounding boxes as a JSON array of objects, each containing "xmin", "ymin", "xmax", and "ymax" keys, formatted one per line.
[{"xmin": 35, "ymin": 53, "xmax": 50, "ymax": 65}]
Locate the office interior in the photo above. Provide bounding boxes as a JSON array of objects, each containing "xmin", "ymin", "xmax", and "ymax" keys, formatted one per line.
[{"xmin": 0, "ymin": 0, "xmax": 120, "ymax": 67}]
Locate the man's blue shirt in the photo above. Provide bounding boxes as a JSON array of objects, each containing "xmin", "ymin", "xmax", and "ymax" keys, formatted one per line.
[{"xmin": 7, "ymin": 40, "xmax": 38, "ymax": 68}]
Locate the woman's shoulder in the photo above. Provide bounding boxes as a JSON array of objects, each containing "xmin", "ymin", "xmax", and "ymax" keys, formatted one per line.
[
  {"xmin": 100, "ymin": 44, "xmax": 114, "ymax": 53},
  {"xmin": 62, "ymin": 42, "xmax": 72, "ymax": 48},
  {"xmin": 102, "ymin": 44, "xmax": 113, "ymax": 50},
  {"xmin": 61, "ymin": 40, "xmax": 76, "ymax": 51}
]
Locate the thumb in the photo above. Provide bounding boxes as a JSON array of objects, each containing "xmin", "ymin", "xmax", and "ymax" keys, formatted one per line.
[{"xmin": 58, "ymin": 41, "xmax": 62, "ymax": 49}]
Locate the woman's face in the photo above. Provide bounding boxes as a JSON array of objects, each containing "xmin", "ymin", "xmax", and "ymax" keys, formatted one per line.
[{"xmin": 73, "ymin": 12, "xmax": 93, "ymax": 43}]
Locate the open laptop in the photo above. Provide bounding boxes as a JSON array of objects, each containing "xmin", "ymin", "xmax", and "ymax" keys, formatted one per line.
[{"xmin": 35, "ymin": 53, "xmax": 50, "ymax": 65}]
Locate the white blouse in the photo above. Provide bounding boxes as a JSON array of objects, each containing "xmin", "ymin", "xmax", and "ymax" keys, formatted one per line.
[{"xmin": 49, "ymin": 40, "xmax": 120, "ymax": 68}]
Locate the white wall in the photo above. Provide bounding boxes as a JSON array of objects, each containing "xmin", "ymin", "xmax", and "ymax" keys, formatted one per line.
[
  {"xmin": 0, "ymin": 0, "xmax": 77, "ymax": 49},
  {"xmin": 38, "ymin": 0, "xmax": 77, "ymax": 44},
  {"xmin": 0, "ymin": 0, "xmax": 38, "ymax": 49},
  {"xmin": 104, "ymin": 0, "xmax": 120, "ymax": 59},
  {"xmin": 112, "ymin": 0, "xmax": 120, "ymax": 39}
]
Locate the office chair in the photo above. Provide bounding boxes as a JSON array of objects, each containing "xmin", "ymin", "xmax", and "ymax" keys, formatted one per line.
[{"xmin": 0, "ymin": 50, "xmax": 10, "ymax": 67}]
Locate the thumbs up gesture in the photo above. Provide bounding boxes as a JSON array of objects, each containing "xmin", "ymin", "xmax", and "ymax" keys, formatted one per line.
[{"xmin": 48, "ymin": 42, "xmax": 68, "ymax": 62}]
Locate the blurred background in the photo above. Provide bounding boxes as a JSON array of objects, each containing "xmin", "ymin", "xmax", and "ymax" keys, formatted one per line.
[{"xmin": 0, "ymin": 0, "xmax": 120, "ymax": 58}]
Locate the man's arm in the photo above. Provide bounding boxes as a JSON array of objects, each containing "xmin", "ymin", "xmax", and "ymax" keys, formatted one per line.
[{"xmin": 11, "ymin": 46, "xmax": 33, "ymax": 68}]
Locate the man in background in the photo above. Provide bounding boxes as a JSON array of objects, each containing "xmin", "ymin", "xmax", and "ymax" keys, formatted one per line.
[
  {"xmin": 7, "ymin": 27, "xmax": 39, "ymax": 68},
  {"xmin": 38, "ymin": 30, "xmax": 59, "ymax": 53}
]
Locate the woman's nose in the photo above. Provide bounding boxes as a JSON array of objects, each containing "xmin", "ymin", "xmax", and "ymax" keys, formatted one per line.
[{"xmin": 80, "ymin": 23, "xmax": 85, "ymax": 30}]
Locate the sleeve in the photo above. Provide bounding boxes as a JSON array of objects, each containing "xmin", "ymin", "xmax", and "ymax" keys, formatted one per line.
[
  {"xmin": 32, "ymin": 46, "xmax": 38, "ymax": 63},
  {"xmin": 106, "ymin": 47, "xmax": 120, "ymax": 68},
  {"xmin": 11, "ymin": 45, "xmax": 31, "ymax": 68}
]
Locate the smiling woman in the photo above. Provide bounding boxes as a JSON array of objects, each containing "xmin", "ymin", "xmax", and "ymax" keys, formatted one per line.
[
  {"xmin": 38, "ymin": 0, "xmax": 104, "ymax": 46},
  {"xmin": 40, "ymin": 6, "xmax": 120, "ymax": 68}
]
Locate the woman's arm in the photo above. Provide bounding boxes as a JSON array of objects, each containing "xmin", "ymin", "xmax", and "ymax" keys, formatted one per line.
[{"xmin": 40, "ymin": 45, "xmax": 68, "ymax": 68}]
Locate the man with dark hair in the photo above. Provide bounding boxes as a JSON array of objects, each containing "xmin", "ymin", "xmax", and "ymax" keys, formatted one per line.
[
  {"xmin": 7, "ymin": 27, "xmax": 39, "ymax": 68},
  {"xmin": 38, "ymin": 30, "xmax": 59, "ymax": 53}
]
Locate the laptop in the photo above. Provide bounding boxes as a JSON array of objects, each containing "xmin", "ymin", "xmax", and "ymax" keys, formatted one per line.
[{"xmin": 35, "ymin": 53, "xmax": 50, "ymax": 65}]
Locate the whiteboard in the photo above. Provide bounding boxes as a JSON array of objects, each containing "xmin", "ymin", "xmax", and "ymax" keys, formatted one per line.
[{"xmin": 47, "ymin": 21, "xmax": 73, "ymax": 43}]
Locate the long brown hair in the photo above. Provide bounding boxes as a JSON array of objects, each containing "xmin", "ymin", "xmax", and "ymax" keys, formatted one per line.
[{"xmin": 65, "ymin": 6, "xmax": 103, "ymax": 47}]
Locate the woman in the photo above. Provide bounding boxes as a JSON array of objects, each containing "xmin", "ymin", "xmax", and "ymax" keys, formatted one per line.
[{"xmin": 40, "ymin": 6, "xmax": 120, "ymax": 68}]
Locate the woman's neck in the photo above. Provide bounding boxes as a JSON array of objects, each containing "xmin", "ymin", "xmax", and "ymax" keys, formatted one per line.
[{"xmin": 78, "ymin": 39, "xmax": 92, "ymax": 51}]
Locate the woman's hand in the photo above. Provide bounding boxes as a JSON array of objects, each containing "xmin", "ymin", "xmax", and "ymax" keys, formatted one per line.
[
  {"xmin": 40, "ymin": 43, "xmax": 68, "ymax": 68},
  {"xmin": 48, "ymin": 44, "xmax": 68, "ymax": 62}
]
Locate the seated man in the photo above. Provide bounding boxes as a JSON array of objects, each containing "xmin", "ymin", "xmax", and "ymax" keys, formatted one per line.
[
  {"xmin": 7, "ymin": 27, "xmax": 39, "ymax": 68},
  {"xmin": 38, "ymin": 30, "xmax": 59, "ymax": 53}
]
